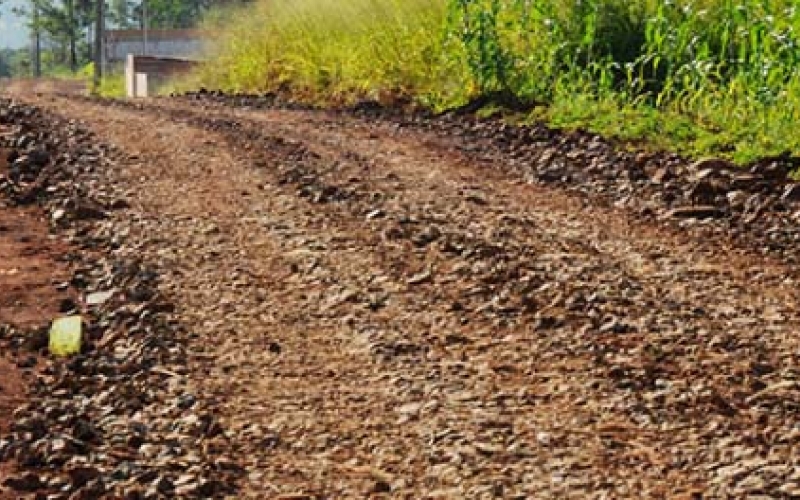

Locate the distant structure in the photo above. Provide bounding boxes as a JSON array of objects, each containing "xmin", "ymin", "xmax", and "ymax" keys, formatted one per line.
[
  {"xmin": 104, "ymin": 29, "xmax": 207, "ymax": 65},
  {"xmin": 104, "ymin": 29, "xmax": 206, "ymax": 98}
]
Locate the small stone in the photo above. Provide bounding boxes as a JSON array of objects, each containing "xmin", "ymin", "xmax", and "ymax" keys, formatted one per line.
[
  {"xmin": 3, "ymin": 472, "xmax": 44, "ymax": 491},
  {"xmin": 407, "ymin": 270, "xmax": 432, "ymax": 285},
  {"xmin": 731, "ymin": 173, "xmax": 761, "ymax": 189},
  {"xmin": 27, "ymin": 148, "xmax": 50, "ymax": 167},
  {"xmin": 68, "ymin": 466, "xmax": 101, "ymax": 489},
  {"xmin": 372, "ymin": 480, "xmax": 393, "ymax": 494},
  {"xmin": 110, "ymin": 198, "xmax": 131, "ymax": 210},
  {"xmin": 727, "ymin": 190, "xmax": 748, "ymax": 209},
  {"xmin": 86, "ymin": 290, "xmax": 115, "ymax": 306},
  {"xmin": 50, "ymin": 437, "xmax": 74, "ymax": 454},
  {"xmin": 152, "ymin": 476, "xmax": 174, "ymax": 495},
  {"xmin": 537, "ymin": 432, "xmax": 552, "ymax": 446},
  {"xmin": 688, "ymin": 180, "xmax": 725, "ymax": 205},
  {"xmin": 59, "ymin": 297, "xmax": 78, "ymax": 313},
  {"xmin": 668, "ymin": 205, "xmax": 725, "ymax": 219},
  {"xmin": 465, "ymin": 192, "xmax": 487, "ymax": 205},
  {"xmin": 598, "ymin": 318, "xmax": 635, "ymax": 334},
  {"xmin": 70, "ymin": 478, "xmax": 108, "ymax": 500},
  {"xmin": 412, "ymin": 225, "xmax": 441, "ymax": 246},
  {"xmin": 690, "ymin": 157, "xmax": 731, "ymax": 172},
  {"xmin": 52, "ymin": 208, "xmax": 67, "ymax": 222},
  {"xmin": 72, "ymin": 419, "xmax": 99, "ymax": 443},
  {"xmin": 366, "ymin": 209, "xmax": 385, "ymax": 220},
  {"xmin": 650, "ymin": 166, "xmax": 673, "ymax": 184},
  {"xmin": 781, "ymin": 184, "xmax": 800, "ymax": 203},
  {"xmin": 72, "ymin": 200, "xmax": 107, "ymax": 220},
  {"xmin": 177, "ymin": 393, "xmax": 197, "ymax": 409},
  {"xmin": 537, "ymin": 164, "xmax": 568, "ymax": 183}
]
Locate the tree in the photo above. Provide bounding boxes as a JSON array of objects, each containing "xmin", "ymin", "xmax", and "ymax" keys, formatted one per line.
[
  {"xmin": 0, "ymin": 51, "xmax": 10, "ymax": 77},
  {"xmin": 149, "ymin": 0, "xmax": 206, "ymax": 28},
  {"xmin": 16, "ymin": 0, "xmax": 93, "ymax": 73},
  {"xmin": 0, "ymin": 48, "xmax": 32, "ymax": 77},
  {"xmin": 121, "ymin": 0, "xmax": 240, "ymax": 30},
  {"xmin": 109, "ymin": 0, "xmax": 135, "ymax": 28}
]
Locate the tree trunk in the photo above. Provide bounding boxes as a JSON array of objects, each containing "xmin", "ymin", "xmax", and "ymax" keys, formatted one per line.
[
  {"xmin": 32, "ymin": 2, "xmax": 41, "ymax": 77},
  {"xmin": 66, "ymin": 0, "xmax": 77, "ymax": 72},
  {"xmin": 93, "ymin": 0, "xmax": 102, "ymax": 89}
]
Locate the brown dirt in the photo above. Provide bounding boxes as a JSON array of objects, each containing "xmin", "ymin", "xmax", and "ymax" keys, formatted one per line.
[
  {"xmin": 4, "ymin": 92, "xmax": 800, "ymax": 498},
  {"xmin": 0, "ymin": 147, "xmax": 73, "ymax": 330},
  {"xmin": 1, "ymin": 78, "xmax": 87, "ymax": 97},
  {"xmin": 0, "ymin": 145, "xmax": 73, "ymax": 493},
  {"xmin": 0, "ymin": 356, "xmax": 26, "ymax": 498}
]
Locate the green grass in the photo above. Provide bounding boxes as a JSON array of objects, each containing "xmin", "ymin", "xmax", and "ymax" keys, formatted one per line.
[
  {"xmin": 194, "ymin": 0, "xmax": 459, "ymax": 106},
  {"xmin": 96, "ymin": 72, "xmax": 126, "ymax": 98},
  {"xmin": 193, "ymin": 0, "xmax": 800, "ymax": 164},
  {"xmin": 72, "ymin": 63, "xmax": 126, "ymax": 98}
]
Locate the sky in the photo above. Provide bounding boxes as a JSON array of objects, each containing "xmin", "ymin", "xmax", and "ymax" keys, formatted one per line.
[{"xmin": 0, "ymin": 0, "xmax": 29, "ymax": 49}]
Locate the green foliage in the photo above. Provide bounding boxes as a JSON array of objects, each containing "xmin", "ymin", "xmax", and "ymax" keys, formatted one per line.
[
  {"xmin": 441, "ymin": 0, "xmax": 800, "ymax": 162},
  {"xmin": 96, "ymin": 71, "xmax": 126, "ymax": 97},
  {"xmin": 196, "ymin": 0, "xmax": 800, "ymax": 163},
  {"xmin": 143, "ymin": 0, "xmax": 210, "ymax": 28},
  {"xmin": 196, "ymin": 0, "xmax": 458, "ymax": 106},
  {"xmin": 20, "ymin": 0, "xmax": 213, "ymax": 75},
  {"xmin": 447, "ymin": 0, "xmax": 513, "ymax": 94},
  {"xmin": 113, "ymin": 0, "xmax": 214, "ymax": 29},
  {"xmin": 15, "ymin": 0, "xmax": 94, "ymax": 72},
  {"xmin": 0, "ymin": 54, "xmax": 10, "ymax": 78}
]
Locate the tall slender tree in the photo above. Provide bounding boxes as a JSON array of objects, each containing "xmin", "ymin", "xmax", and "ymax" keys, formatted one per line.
[{"xmin": 17, "ymin": 0, "xmax": 94, "ymax": 73}]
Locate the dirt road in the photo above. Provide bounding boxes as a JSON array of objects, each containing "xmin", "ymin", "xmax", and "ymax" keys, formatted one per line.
[{"xmin": 3, "ymin": 90, "xmax": 800, "ymax": 498}]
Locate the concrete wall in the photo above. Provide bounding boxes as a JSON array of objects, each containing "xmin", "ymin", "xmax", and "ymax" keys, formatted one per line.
[
  {"xmin": 106, "ymin": 29, "xmax": 206, "ymax": 64},
  {"xmin": 126, "ymin": 55, "xmax": 196, "ymax": 98}
]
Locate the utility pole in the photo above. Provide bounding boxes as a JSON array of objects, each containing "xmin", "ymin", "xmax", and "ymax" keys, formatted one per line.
[
  {"xmin": 93, "ymin": 0, "xmax": 103, "ymax": 90},
  {"xmin": 32, "ymin": 1, "xmax": 41, "ymax": 77},
  {"xmin": 66, "ymin": 0, "xmax": 77, "ymax": 72},
  {"xmin": 142, "ymin": 0, "xmax": 148, "ymax": 55}
]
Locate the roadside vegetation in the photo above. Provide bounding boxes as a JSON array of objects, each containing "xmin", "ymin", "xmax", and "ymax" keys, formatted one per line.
[
  {"xmin": 195, "ymin": 0, "xmax": 800, "ymax": 164},
  {"xmin": 2, "ymin": 0, "xmax": 209, "ymax": 94}
]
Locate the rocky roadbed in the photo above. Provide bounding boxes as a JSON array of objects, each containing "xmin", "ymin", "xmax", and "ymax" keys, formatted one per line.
[
  {"xmin": 0, "ymin": 100, "xmax": 239, "ymax": 498},
  {"xmin": 182, "ymin": 91, "xmax": 800, "ymax": 266},
  {"xmin": 1, "ymin": 91, "xmax": 800, "ymax": 498}
]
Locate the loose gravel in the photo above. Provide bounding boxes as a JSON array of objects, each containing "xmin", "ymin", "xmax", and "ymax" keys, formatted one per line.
[{"xmin": 2, "ymin": 92, "xmax": 800, "ymax": 499}]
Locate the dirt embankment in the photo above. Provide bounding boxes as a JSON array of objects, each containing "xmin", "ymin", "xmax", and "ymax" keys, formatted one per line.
[{"xmin": 1, "ymin": 90, "xmax": 800, "ymax": 498}]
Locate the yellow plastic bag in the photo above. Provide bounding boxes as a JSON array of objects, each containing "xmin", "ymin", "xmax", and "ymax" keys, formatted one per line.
[{"xmin": 49, "ymin": 316, "xmax": 82, "ymax": 356}]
